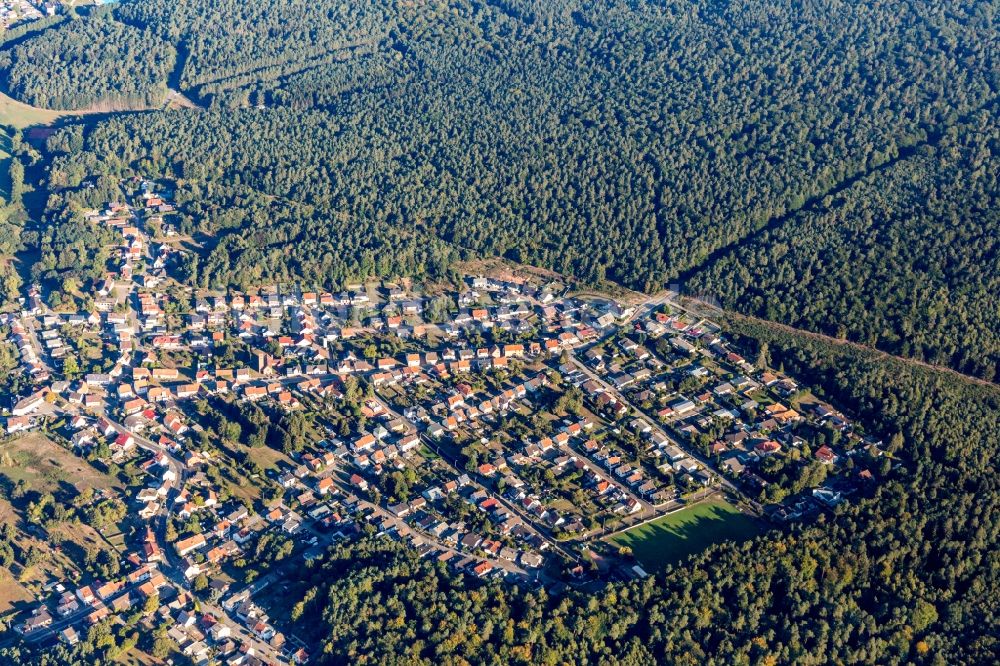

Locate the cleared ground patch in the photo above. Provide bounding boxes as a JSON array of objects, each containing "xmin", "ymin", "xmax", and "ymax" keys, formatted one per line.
[
  {"xmin": 0, "ymin": 565, "xmax": 34, "ymax": 615},
  {"xmin": 118, "ymin": 645, "xmax": 172, "ymax": 666},
  {"xmin": 0, "ymin": 431, "xmax": 122, "ymax": 494},
  {"xmin": 609, "ymin": 498, "xmax": 761, "ymax": 571}
]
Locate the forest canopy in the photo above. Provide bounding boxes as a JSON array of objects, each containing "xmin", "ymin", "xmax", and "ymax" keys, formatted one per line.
[
  {"xmin": 93, "ymin": 0, "xmax": 998, "ymax": 288},
  {"xmin": 28, "ymin": 0, "xmax": 997, "ymax": 380},
  {"xmin": 0, "ymin": 12, "xmax": 175, "ymax": 110},
  {"xmin": 688, "ymin": 111, "xmax": 1000, "ymax": 381}
]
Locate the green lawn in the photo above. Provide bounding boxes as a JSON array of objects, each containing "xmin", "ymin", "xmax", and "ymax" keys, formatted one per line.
[{"xmin": 609, "ymin": 499, "xmax": 761, "ymax": 571}]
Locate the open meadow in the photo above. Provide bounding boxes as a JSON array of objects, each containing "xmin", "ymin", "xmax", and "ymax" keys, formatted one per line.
[{"xmin": 0, "ymin": 91, "xmax": 66, "ymax": 129}]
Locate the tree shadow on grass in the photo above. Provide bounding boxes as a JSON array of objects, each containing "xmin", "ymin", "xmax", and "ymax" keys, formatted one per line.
[{"xmin": 628, "ymin": 504, "xmax": 761, "ymax": 570}]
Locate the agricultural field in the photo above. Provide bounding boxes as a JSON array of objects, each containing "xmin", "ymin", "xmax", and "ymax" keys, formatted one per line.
[{"xmin": 608, "ymin": 498, "xmax": 761, "ymax": 571}]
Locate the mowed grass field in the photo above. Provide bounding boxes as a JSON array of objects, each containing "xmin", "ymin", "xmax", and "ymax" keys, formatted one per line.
[
  {"xmin": 609, "ymin": 498, "xmax": 762, "ymax": 571},
  {"xmin": 0, "ymin": 91, "xmax": 66, "ymax": 128}
]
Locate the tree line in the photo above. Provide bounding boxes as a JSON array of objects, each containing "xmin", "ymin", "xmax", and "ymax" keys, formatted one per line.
[{"xmin": 689, "ymin": 112, "xmax": 1000, "ymax": 381}]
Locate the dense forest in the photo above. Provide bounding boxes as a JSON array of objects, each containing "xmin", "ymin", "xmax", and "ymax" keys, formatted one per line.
[
  {"xmin": 176, "ymin": 185, "xmax": 462, "ymax": 290},
  {"xmin": 26, "ymin": 0, "xmax": 997, "ymax": 378},
  {"xmin": 115, "ymin": 0, "xmax": 394, "ymax": 102},
  {"xmin": 0, "ymin": 11, "xmax": 175, "ymax": 110},
  {"xmin": 203, "ymin": 327, "xmax": 1000, "ymax": 664},
  {"xmin": 689, "ymin": 112, "xmax": 1000, "ymax": 381},
  {"xmin": 65, "ymin": 0, "xmax": 997, "ymax": 286}
]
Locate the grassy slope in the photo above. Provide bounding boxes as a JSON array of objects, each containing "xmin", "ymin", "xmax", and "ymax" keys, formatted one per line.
[
  {"xmin": 0, "ymin": 431, "xmax": 121, "ymax": 493},
  {"xmin": 0, "ymin": 90, "xmax": 66, "ymax": 128},
  {"xmin": 0, "ymin": 433, "xmax": 123, "ymax": 618}
]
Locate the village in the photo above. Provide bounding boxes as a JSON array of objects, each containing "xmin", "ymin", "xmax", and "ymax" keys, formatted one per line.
[
  {"xmin": 0, "ymin": 0, "xmax": 64, "ymax": 31},
  {"xmin": 0, "ymin": 182, "xmax": 888, "ymax": 665}
]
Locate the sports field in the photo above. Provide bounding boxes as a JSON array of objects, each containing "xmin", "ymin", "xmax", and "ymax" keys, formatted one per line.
[{"xmin": 609, "ymin": 498, "xmax": 761, "ymax": 571}]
